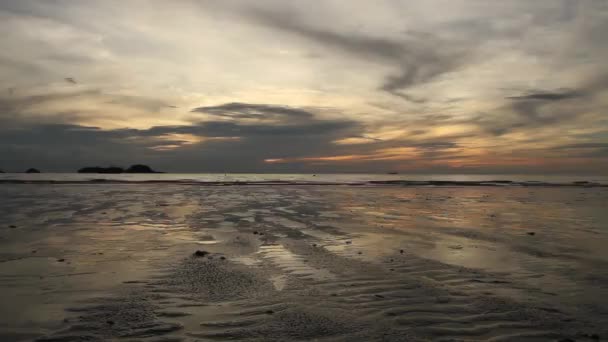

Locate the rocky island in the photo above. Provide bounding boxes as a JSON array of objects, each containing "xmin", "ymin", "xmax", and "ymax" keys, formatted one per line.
[{"xmin": 77, "ymin": 164, "xmax": 160, "ymax": 174}]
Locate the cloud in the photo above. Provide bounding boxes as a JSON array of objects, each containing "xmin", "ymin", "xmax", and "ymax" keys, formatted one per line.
[
  {"xmin": 245, "ymin": 7, "xmax": 471, "ymax": 99},
  {"xmin": 470, "ymin": 77, "xmax": 608, "ymax": 136},
  {"xmin": 506, "ymin": 90, "xmax": 582, "ymax": 101},
  {"xmin": 0, "ymin": 87, "xmax": 176, "ymax": 126},
  {"xmin": 0, "ymin": 101, "xmax": 366, "ymax": 172},
  {"xmin": 192, "ymin": 102, "xmax": 314, "ymax": 121},
  {"xmin": 1, "ymin": 1, "xmax": 608, "ymax": 174},
  {"xmin": 553, "ymin": 142, "xmax": 608, "ymax": 150}
]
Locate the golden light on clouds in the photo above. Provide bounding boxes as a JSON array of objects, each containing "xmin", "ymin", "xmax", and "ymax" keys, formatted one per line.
[
  {"xmin": 149, "ymin": 134, "xmax": 240, "ymax": 151},
  {"xmin": 333, "ymin": 137, "xmax": 378, "ymax": 145},
  {"xmin": 265, "ymin": 147, "xmax": 422, "ymax": 164}
]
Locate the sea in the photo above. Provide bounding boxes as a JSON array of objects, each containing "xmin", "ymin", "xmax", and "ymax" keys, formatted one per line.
[{"xmin": 0, "ymin": 173, "xmax": 607, "ymax": 185}]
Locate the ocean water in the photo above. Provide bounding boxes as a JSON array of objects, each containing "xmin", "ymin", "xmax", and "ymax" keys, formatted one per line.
[{"xmin": 1, "ymin": 173, "xmax": 607, "ymax": 185}]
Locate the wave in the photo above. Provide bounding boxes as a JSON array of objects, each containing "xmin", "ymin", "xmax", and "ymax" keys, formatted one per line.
[{"xmin": 0, "ymin": 179, "xmax": 605, "ymax": 187}]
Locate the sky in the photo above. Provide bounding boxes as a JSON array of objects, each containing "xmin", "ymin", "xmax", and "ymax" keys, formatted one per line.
[{"xmin": 1, "ymin": 0, "xmax": 607, "ymax": 173}]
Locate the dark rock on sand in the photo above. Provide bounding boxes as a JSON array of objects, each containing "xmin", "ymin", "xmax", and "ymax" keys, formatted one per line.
[
  {"xmin": 527, "ymin": 232, "xmax": 536, "ymax": 236},
  {"xmin": 400, "ymin": 249, "xmax": 404, "ymax": 254},
  {"xmin": 57, "ymin": 258, "xmax": 65, "ymax": 262},
  {"xmin": 25, "ymin": 168, "xmax": 40, "ymax": 173},
  {"xmin": 582, "ymin": 333, "xmax": 600, "ymax": 340},
  {"xmin": 253, "ymin": 231, "xmax": 259, "ymax": 235},
  {"xmin": 265, "ymin": 310, "xmax": 274, "ymax": 315},
  {"xmin": 193, "ymin": 250, "xmax": 209, "ymax": 257},
  {"xmin": 9, "ymin": 225, "xmax": 17, "ymax": 228},
  {"xmin": 78, "ymin": 166, "xmax": 125, "ymax": 174}
]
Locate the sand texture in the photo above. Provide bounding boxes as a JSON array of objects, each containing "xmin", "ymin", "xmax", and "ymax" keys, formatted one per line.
[{"xmin": 0, "ymin": 185, "xmax": 606, "ymax": 341}]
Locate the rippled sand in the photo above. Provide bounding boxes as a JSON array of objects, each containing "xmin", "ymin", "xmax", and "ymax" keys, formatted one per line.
[{"xmin": 0, "ymin": 185, "xmax": 606, "ymax": 341}]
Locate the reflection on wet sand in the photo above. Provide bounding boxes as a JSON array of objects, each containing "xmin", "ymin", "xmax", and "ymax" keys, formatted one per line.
[{"xmin": 0, "ymin": 185, "xmax": 606, "ymax": 341}]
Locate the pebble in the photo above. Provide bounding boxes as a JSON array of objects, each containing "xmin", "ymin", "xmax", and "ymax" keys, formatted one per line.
[
  {"xmin": 436, "ymin": 296, "xmax": 450, "ymax": 303},
  {"xmin": 9, "ymin": 225, "xmax": 17, "ymax": 228},
  {"xmin": 400, "ymin": 249, "xmax": 404, "ymax": 254},
  {"xmin": 527, "ymin": 232, "xmax": 536, "ymax": 236},
  {"xmin": 193, "ymin": 250, "xmax": 209, "ymax": 257},
  {"xmin": 581, "ymin": 333, "xmax": 600, "ymax": 340},
  {"xmin": 265, "ymin": 310, "xmax": 274, "ymax": 315},
  {"xmin": 57, "ymin": 258, "xmax": 65, "ymax": 262}
]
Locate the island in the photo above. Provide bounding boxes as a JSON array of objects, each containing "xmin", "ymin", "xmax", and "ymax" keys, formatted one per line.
[
  {"xmin": 125, "ymin": 164, "xmax": 158, "ymax": 173},
  {"xmin": 25, "ymin": 168, "xmax": 41, "ymax": 173},
  {"xmin": 77, "ymin": 164, "xmax": 160, "ymax": 174}
]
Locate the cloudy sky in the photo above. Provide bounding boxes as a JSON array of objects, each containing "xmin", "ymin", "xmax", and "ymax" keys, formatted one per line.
[{"xmin": 1, "ymin": 0, "xmax": 607, "ymax": 173}]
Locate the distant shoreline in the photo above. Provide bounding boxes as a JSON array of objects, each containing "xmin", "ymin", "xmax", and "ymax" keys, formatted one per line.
[{"xmin": 0, "ymin": 179, "xmax": 605, "ymax": 187}]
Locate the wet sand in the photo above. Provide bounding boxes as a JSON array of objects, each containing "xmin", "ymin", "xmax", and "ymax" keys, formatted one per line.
[{"xmin": 0, "ymin": 184, "xmax": 607, "ymax": 341}]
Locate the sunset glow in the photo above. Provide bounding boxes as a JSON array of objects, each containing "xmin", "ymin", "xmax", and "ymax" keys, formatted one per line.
[{"xmin": 1, "ymin": 1, "xmax": 607, "ymax": 173}]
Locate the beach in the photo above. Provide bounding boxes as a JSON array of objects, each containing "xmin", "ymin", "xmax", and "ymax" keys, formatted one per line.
[{"xmin": 1, "ymin": 183, "xmax": 607, "ymax": 341}]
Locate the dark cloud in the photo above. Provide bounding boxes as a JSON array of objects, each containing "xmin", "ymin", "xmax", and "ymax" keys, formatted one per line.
[
  {"xmin": 192, "ymin": 102, "xmax": 314, "ymax": 121},
  {"xmin": 548, "ymin": 142, "xmax": 608, "ymax": 158},
  {"xmin": 65, "ymin": 77, "xmax": 77, "ymax": 84},
  {"xmin": 0, "ymin": 102, "xmax": 364, "ymax": 172},
  {"xmin": 389, "ymin": 93, "xmax": 428, "ymax": 103},
  {"xmin": 553, "ymin": 142, "xmax": 608, "ymax": 150},
  {"xmin": 246, "ymin": 8, "xmax": 471, "ymax": 99},
  {"xmin": 470, "ymin": 80, "xmax": 605, "ymax": 137},
  {"xmin": 0, "ymin": 98, "xmax": 470, "ymax": 173},
  {"xmin": 506, "ymin": 90, "xmax": 581, "ymax": 101}
]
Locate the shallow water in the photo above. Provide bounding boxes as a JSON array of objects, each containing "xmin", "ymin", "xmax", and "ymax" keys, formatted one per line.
[
  {"xmin": 1, "ymin": 172, "xmax": 607, "ymax": 185},
  {"xmin": 0, "ymin": 184, "xmax": 606, "ymax": 341}
]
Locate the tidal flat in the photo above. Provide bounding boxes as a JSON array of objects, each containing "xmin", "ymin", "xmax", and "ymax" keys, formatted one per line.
[{"xmin": 0, "ymin": 184, "xmax": 606, "ymax": 341}]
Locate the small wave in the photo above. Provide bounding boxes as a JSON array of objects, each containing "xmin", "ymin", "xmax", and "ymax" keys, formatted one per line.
[{"xmin": 0, "ymin": 179, "xmax": 606, "ymax": 187}]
